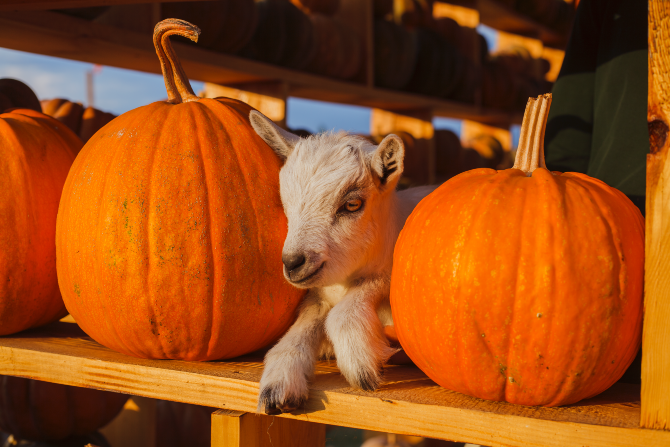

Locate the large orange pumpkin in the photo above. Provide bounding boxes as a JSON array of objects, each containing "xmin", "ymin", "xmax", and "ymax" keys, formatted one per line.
[
  {"xmin": 390, "ymin": 94, "xmax": 644, "ymax": 406},
  {"xmin": 0, "ymin": 376, "xmax": 128, "ymax": 441},
  {"xmin": 56, "ymin": 19, "xmax": 304, "ymax": 360},
  {"xmin": 0, "ymin": 108, "xmax": 80, "ymax": 336}
]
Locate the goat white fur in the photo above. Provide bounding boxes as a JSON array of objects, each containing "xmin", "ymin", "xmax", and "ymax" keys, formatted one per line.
[{"xmin": 250, "ymin": 111, "xmax": 435, "ymax": 414}]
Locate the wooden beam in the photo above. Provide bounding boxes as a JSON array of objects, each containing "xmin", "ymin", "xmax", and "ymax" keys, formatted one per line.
[
  {"xmin": 1, "ymin": 322, "xmax": 668, "ymax": 447},
  {"xmin": 201, "ymin": 82, "xmax": 288, "ymax": 129},
  {"xmin": 211, "ymin": 409, "xmax": 325, "ymax": 447},
  {"xmin": 0, "ymin": 0, "xmax": 216, "ymax": 12},
  {"xmin": 475, "ymin": 0, "xmax": 567, "ymax": 49},
  {"xmin": 642, "ymin": 0, "xmax": 670, "ymax": 431},
  {"xmin": 0, "ymin": 10, "xmax": 521, "ymax": 124}
]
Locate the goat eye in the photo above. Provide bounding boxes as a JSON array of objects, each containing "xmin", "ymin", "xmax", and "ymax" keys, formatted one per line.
[{"xmin": 344, "ymin": 199, "xmax": 363, "ymax": 212}]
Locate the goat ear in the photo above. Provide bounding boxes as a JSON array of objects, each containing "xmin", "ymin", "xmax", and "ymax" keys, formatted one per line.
[
  {"xmin": 369, "ymin": 134, "xmax": 404, "ymax": 189},
  {"xmin": 249, "ymin": 110, "xmax": 299, "ymax": 161}
]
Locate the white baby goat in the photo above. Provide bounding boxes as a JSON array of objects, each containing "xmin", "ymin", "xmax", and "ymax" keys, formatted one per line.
[{"xmin": 250, "ymin": 111, "xmax": 434, "ymax": 414}]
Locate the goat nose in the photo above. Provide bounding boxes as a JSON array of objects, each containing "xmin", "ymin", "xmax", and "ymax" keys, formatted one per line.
[{"xmin": 283, "ymin": 253, "xmax": 306, "ymax": 272}]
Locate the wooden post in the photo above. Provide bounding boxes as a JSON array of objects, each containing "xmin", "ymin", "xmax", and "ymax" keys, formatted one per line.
[
  {"xmin": 211, "ymin": 409, "xmax": 325, "ymax": 447},
  {"xmin": 200, "ymin": 81, "xmax": 289, "ymax": 129},
  {"xmin": 100, "ymin": 396, "xmax": 157, "ymax": 447},
  {"xmin": 642, "ymin": 0, "xmax": 670, "ymax": 431},
  {"xmin": 370, "ymin": 108, "xmax": 435, "ymax": 185}
]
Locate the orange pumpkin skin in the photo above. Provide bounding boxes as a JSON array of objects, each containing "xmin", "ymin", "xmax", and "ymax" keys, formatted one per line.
[
  {"xmin": 0, "ymin": 109, "xmax": 79, "ymax": 335},
  {"xmin": 56, "ymin": 98, "xmax": 304, "ymax": 360},
  {"xmin": 390, "ymin": 167, "xmax": 644, "ymax": 406}
]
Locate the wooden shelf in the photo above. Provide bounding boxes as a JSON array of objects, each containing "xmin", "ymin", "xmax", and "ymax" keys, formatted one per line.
[
  {"xmin": 1, "ymin": 321, "xmax": 668, "ymax": 447},
  {"xmin": 0, "ymin": 10, "xmax": 522, "ymax": 125},
  {"xmin": 442, "ymin": 0, "xmax": 569, "ymax": 49},
  {"xmin": 0, "ymin": 0, "xmax": 205, "ymax": 12},
  {"xmin": 478, "ymin": 0, "xmax": 568, "ymax": 48}
]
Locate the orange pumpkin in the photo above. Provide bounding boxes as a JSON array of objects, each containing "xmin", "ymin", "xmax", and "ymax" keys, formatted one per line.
[
  {"xmin": 0, "ymin": 376, "xmax": 128, "ymax": 441},
  {"xmin": 0, "ymin": 108, "xmax": 80, "ymax": 336},
  {"xmin": 390, "ymin": 94, "xmax": 644, "ymax": 406},
  {"xmin": 56, "ymin": 19, "xmax": 304, "ymax": 360}
]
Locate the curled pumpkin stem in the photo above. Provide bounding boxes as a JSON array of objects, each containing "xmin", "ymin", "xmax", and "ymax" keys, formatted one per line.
[
  {"xmin": 153, "ymin": 19, "xmax": 201, "ymax": 104},
  {"xmin": 513, "ymin": 93, "xmax": 552, "ymax": 175}
]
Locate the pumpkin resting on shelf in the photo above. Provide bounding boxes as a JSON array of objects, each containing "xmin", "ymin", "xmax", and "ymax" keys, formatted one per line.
[
  {"xmin": 0, "ymin": 107, "xmax": 80, "ymax": 336},
  {"xmin": 390, "ymin": 94, "xmax": 644, "ymax": 407},
  {"xmin": 56, "ymin": 19, "xmax": 304, "ymax": 361}
]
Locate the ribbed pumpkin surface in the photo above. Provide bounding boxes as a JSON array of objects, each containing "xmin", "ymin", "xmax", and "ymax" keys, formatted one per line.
[
  {"xmin": 0, "ymin": 109, "xmax": 79, "ymax": 335},
  {"xmin": 0, "ymin": 376, "xmax": 128, "ymax": 441},
  {"xmin": 390, "ymin": 95, "xmax": 644, "ymax": 406},
  {"xmin": 56, "ymin": 98, "xmax": 303, "ymax": 360}
]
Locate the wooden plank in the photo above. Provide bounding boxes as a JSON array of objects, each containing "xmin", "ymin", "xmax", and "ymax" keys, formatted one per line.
[
  {"xmin": 0, "ymin": 10, "xmax": 521, "ymax": 124},
  {"xmin": 0, "ymin": 0, "xmax": 213, "ymax": 12},
  {"xmin": 642, "ymin": 0, "xmax": 670, "ymax": 431},
  {"xmin": 433, "ymin": 2, "xmax": 480, "ymax": 28},
  {"xmin": 475, "ymin": 0, "xmax": 567, "ymax": 49},
  {"xmin": 0, "ymin": 322, "xmax": 668, "ymax": 447},
  {"xmin": 201, "ymin": 82, "xmax": 288, "ymax": 128},
  {"xmin": 370, "ymin": 108, "xmax": 435, "ymax": 185},
  {"xmin": 211, "ymin": 409, "xmax": 246, "ymax": 447},
  {"xmin": 211, "ymin": 409, "xmax": 325, "ymax": 447},
  {"xmin": 100, "ymin": 397, "xmax": 157, "ymax": 447},
  {"xmin": 461, "ymin": 120, "xmax": 512, "ymax": 151},
  {"xmin": 541, "ymin": 47, "xmax": 565, "ymax": 83}
]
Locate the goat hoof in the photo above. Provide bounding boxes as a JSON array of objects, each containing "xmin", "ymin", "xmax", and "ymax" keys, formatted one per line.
[
  {"xmin": 353, "ymin": 369, "xmax": 382, "ymax": 392},
  {"xmin": 259, "ymin": 386, "xmax": 306, "ymax": 415},
  {"xmin": 264, "ymin": 405, "xmax": 283, "ymax": 416},
  {"xmin": 264, "ymin": 399, "xmax": 304, "ymax": 415}
]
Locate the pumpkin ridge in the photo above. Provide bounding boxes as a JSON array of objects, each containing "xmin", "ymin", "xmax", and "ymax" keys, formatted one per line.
[
  {"xmin": 97, "ymin": 108, "xmax": 162, "ymax": 358},
  {"xmin": 513, "ymin": 170, "xmax": 569, "ymax": 405},
  {"xmin": 499, "ymin": 173, "xmax": 533, "ymax": 401},
  {"xmin": 462, "ymin": 172, "xmax": 518, "ymax": 399},
  {"xmin": 218, "ymin": 103, "xmax": 266, "ymax": 254},
  {"xmin": 189, "ymin": 102, "xmax": 219, "ymax": 358},
  {"xmin": 541, "ymin": 173, "xmax": 571, "ymax": 406},
  {"xmin": 85, "ymin": 145, "xmax": 124, "ymax": 356},
  {"xmin": 539, "ymin": 175, "xmax": 634, "ymax": 406},
  {"xmin": 136, "ymin": 104, "xmax": 180, "ymax": 359},
  {"xmin": 0, "ymin": 112, "xmax": 74, "ymax": 333},
  {"xmin": 536, "ymin": 176, "xmax": 589, "ymax": 405},
  {"xmin": 96, "ymin": 118, "xmax": 140, "ymax": 357},
  {"xmin": 564, "ymin": 177, "xmax": 640, "ymax": 403},
  {"xmin": 144, "ymin": 105, "xmax": 166, "ymax": 358},
  {"xmin": 29, "ymin": 117, "xmax": 78, "ymax": 328},
  {"xmin": 0, "ymin": 118, "xmax": 33, "ymax": 330}
]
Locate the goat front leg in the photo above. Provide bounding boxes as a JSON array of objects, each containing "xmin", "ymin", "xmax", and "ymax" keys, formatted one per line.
[
  {"xmin": 325, "ymin": 278, "xmax": 396, "ymax": 391},
  {"xmin": 258, "ymin": 290, "xmax": 328, "ymax": 415}
]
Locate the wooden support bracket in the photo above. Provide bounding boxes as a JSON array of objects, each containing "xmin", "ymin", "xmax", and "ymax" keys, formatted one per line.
[
  {"xmin": 211, "ymin": 409, "xmax": 326, "ymax": 447},
  {"xmin": 642, "ymin": 0, "xmax": 670, "ymax": 431}
]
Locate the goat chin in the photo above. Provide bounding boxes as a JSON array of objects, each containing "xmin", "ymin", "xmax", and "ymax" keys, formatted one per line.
[{"xmin": 250, "ymin": 118, "xmax": 435, "ymax": 414}]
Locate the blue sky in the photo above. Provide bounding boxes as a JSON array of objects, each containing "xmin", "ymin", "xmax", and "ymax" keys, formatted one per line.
[{"xmin": 0, "ymin": 24, "xmax": 512, "ymax": 141}]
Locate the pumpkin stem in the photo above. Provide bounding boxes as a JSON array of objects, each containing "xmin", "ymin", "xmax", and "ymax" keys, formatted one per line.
[
  {"xmin": 153, "ymin": 19, "xmax": 201, "ymax": 104},
  {"xmin": 512, "ymin": 93, "xmax": 552, "ymax": 175}
]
